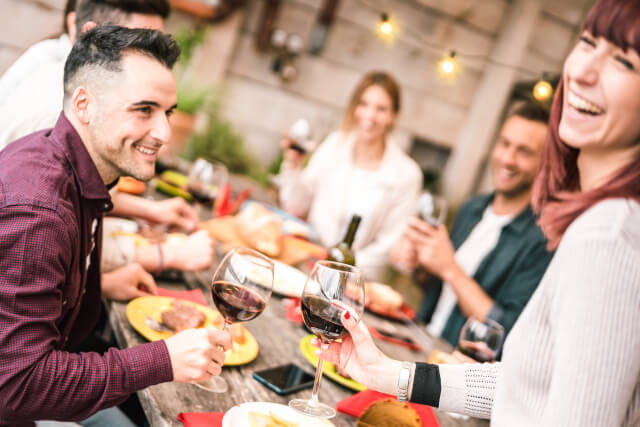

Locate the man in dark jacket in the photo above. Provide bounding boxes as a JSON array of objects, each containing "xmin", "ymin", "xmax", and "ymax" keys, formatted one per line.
[{"xmin": 392, "ymin": 102, "xmax": 553, "ymax": 347}]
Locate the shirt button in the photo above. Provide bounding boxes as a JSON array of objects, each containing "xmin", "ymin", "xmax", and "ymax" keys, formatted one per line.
[
  {"xmin": 62, "ymin": 299, "xmax": 67, "ymax": 305},
  {"xmin": 64, "ymin": 336, "xmax": 69, "ymax": 343},
  {"xmin": 82, "ymin": 289, "xmax": 86, "ymax": 295}
]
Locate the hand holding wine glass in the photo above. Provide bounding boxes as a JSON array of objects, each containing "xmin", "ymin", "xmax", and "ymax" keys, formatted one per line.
[
  {"xmin": 457, "ymin": 317, "xmax": 505, "ymax": 363},
  {"xmin": 289, "ymin": 261, "xmax": 365, "ymax": 418},
  {"xmin": 196, "ymin": 247, "xmax": 274, "ymax": 393}
]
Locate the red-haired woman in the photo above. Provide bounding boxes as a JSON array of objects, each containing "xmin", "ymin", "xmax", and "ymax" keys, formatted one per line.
[
  {"xmin": 315, "ymin": 0, "xmax": 640, "ymax": 424},
  {"xmin": 277, "ymin": 71, "xmax": 422, "ymax": 280}
]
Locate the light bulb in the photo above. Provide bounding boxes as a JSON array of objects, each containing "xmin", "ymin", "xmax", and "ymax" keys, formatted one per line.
[
  {"xmin": 377, "ymin": 13, "xmax": 395, "ymax": 40},
  {"xmin": 533, "ymin": 79, "xmax": 553, "ymax": 101},
  {"xmin": 438, "ymin": 51, "xmax": 458, "ymax": 77}
]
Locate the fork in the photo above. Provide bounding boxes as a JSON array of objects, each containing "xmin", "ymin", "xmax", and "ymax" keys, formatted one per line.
[{"xmin": 145, "ymin": 315, "xmax": 172, "ymax": 332}]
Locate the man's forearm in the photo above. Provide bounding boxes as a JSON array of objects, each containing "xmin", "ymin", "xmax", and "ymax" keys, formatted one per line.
[
  {"xmin": 443, "ymin": 265, "xmax": 493, "ymax": 321},
  {"xmin": 109, "ymin": 190, "xmax": 155, "ymax": 221}
]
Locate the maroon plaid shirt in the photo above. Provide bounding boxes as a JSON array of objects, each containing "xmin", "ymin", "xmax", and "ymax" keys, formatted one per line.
[{"xmin": 0, "ymin": 114, "xmax": 172, "ymax": 426}]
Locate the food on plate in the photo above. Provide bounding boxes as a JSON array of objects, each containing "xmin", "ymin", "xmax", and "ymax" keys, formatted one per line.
[
  {"xmin": 357, "ymin": 398, "xmax": 421, "ymax": 427},
  {"xmin": 116, "ymin": 176, "xmax": 146, "ymax": 194},
  {"xmin": 365, "ymin": 282, "xmax": 403, "ymax": 313},
  {"xmin": 160, "ymin": 300, "xmax": 206, "ymax": 332},
  {"xmin": 234, "ymin": 202, "xmax": 283, "ymax": 257},
  {"xmin": 230, "ymin": 323, "xmax": 247, "ymax": 345},
  {"xmin": 248, "ymin": 411, "xmax": 298, "ymax": 427}
]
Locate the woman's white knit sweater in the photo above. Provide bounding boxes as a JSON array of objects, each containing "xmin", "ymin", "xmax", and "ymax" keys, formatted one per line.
[{"xmin": 437, "ymin": 198, "xmax": 640, "ymax": 426}]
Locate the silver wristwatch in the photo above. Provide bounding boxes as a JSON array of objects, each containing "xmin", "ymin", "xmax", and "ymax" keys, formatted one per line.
[{"xmin": 397, "ymin": 361, "xmax": 412, "ymax": 402}]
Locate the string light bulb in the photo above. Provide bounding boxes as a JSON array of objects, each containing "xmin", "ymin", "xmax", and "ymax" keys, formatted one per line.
[
  {"xmin": 437, "ymin": 51, "xmax": 458, "ymax": 78},
  {"xmin": 533, "ymin": 76, "xmax": 553, "ymax": 101},
  {"xmin": 376, "ymin": 13, "xmax": 396, "ymax": 41}
]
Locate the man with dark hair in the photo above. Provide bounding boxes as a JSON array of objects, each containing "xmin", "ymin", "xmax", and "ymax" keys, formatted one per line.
[
  {"xmin": 0, "ymin": 0, "xmax": 170, "ymax": 147},
  {"xmin": 392, "ymin": 102, "xmax": 554, "ymax": 348},
  {"xmin": 0, "ymin": 27, "xmax": 230, "ymax": 426},
  {"xmin": 0, "ymin": 0, "xmax": 214, "ymax": 277}
]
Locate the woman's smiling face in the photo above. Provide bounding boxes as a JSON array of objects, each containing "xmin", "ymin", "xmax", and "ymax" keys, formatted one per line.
[{"xmin": 560, "ymin": 31, "xmax": 640, "ymax": 153}]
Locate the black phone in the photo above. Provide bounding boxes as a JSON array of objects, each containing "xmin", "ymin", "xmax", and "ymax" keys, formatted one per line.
[{"xmin": 253, "ymin": 363, "xmax": 315, "ymax": 395}]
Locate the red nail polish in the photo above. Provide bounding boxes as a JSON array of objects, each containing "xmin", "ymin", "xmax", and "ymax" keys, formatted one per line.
[{"xmin": 344, "ymin": 311, "xmax": 350, "ymax": 320}]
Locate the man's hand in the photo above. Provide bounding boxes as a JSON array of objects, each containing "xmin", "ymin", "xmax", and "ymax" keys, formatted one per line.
[
  {"xmin": 405, "ymin": 217, "xmax": 458, "ymax": 280},
  {"xmin": 149, "ymin": 197, "xmax": 199, "ymax": 231},
  {"xmin": 165, "ymin": 327, "xmax": 231, "ymax": 382},
  {"xmin": 390, "ymin": 235, "xmax": 418, "ymax": 273},
  {"xmin": 163, "ymin": 230, "xmax": 215, "ymax": 271},
  {"xmin": 101, "ymin": 263, "xmax": 158, "ymax": 301}
]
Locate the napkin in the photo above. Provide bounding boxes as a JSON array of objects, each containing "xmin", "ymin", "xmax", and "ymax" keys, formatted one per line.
[
  {"xmin": 177, "ymin": 411, "xmax": 224, "ymax": 427},
  {"xmin": 157, "ymin": 287, "xmax": 208, "ymax": 306},
  {"xmin": 336, "ymin": 390, "xmax": 440, "ymax": 427}
]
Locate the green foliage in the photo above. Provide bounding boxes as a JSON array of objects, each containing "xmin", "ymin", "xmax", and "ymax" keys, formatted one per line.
[
  {"xmin": 176, "ymin": 82, "xmax": 208, "ymax": 114},
  {"xmin": 180, "ymin": 92, "xmax": 270, "ymax": 187},
  {"xmin": 173, "ymin": 26, "xmax": 208, "ymax": 114},
  {"xmin": 174, "ymin": 26, "xmax": 206, "ymax": 65}
]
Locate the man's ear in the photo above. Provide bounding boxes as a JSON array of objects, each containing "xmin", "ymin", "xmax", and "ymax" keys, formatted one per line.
[
  {"xmin": 81, "ymin": 21, "xmax": 97, "ymax": 34},
  {"xmin": 66, "ymin": 12, "xmax": 77, "ymax": 42},
  {"xmin": 71, "ymin": 86, "xmax": 92, "ymax": 125}
]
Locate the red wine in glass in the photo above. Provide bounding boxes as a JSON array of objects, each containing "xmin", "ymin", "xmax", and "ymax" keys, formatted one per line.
[
  {"xmin": 458, "ymin": 341, "xmax": 497, "ymax": 363},
  {"xmin": 187, "ymin": 182, "xmax": 216, "ymax": 205},
  {"xmin": 300, "ymin": 295, "xmax": 346, "ymax": 341},
  {"xmin": 211, "ymin": 281, "xmax": 266, "ymax": 323}
]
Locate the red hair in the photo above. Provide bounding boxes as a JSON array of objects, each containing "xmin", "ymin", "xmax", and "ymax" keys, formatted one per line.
[{"xmin": 532, "ymin": 0, "xmax": 640, "ymax": 250}]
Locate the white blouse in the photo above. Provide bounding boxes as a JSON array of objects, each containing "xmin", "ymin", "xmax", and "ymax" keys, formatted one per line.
[{"xmin": 278, "ymin": 131, "xmax": 422, "ymax": 280}]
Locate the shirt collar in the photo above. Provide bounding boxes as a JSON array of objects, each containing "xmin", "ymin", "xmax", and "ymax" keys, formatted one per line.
[
  {"xmin": 467, "ymin": 192, "xmax": 535, "ymax": 235},
  {"xmin": 50, "ymin": 113, "xmax": 112, "ymax": 209}
]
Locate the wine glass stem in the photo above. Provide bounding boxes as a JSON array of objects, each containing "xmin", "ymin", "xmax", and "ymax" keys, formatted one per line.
[{"xmin": 309, "ymin": 341, "xmax": 329, "ymax": 406}]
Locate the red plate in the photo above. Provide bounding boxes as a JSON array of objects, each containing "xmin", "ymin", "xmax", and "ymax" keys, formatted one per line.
[{"xmin": 366, "ymin": 302, "xmax": 416, "ymax": 321}]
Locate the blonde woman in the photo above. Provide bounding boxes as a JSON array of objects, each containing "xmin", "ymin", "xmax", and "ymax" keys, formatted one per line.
[{"xmin": 278, "ymin": 71, "xmax": 422, "ymax": 280}]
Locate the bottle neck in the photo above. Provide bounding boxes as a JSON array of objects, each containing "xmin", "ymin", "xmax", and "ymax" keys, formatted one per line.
[{"xmin": 342, "ymin": 216, "xmax": 361, "ymax": 248}]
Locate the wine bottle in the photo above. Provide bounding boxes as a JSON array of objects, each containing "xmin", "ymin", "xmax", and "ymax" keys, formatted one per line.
[{"xmin": 327, "ymin": 215, "xmax": 361, "ymax": 266}]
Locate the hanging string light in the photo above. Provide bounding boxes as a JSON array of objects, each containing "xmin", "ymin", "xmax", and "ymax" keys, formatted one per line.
[
  {"xmin": 376, "ymin": 13, "xmax": 396, "ymax": 40},
  {"xmin": 366, "ymin": 0, "xmax": 558, "ymax": 90},
  {"xmin": 437, "ymin": 51, "xmax": 458, "ymax": 78},
  {"xmin": 533, "ymin": 74, "xmax": 553, "ymax": 101}
]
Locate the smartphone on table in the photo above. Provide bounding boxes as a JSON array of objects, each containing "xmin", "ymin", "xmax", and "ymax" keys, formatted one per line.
[{"xmin": 253, "ymin": 363, "xmax": 315, "ymax": 395}]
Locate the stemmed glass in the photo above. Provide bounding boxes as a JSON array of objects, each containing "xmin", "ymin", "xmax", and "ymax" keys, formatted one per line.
[
  {"xmin": 457, "ymin": 317, "xmax": 505, "ymax": 363},
  {"xmin": 187, "ymin": 158, "xmax": 228, "ymax": 220},
  {"xmin": 195, "ymin": 247, "xmax": 274, "ymax": 393},
  {"xmin": 417, "ymin": 191, "xmax": 448, "ymax": 227},
  {"xmin": 289, "ymin": 261, "xmax": 365, "ymax": 418}
]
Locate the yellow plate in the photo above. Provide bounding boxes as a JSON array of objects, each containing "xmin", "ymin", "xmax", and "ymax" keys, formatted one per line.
[
  {"xmin": 126, "ymin": 296, "xmax": 259, "ymax": 366},
  {"xmin": 299, "ymin": 334, "xmax": 366, "ymax": 392}
]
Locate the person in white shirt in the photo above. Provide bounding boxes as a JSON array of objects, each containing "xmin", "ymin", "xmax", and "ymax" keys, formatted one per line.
[
  {"xmin": 391, "ymin": 102, "xmax": 552, "ymax": 347},
  {"xmin": 277, "ymin": 71, "xmax": 422, "ymax": 280},
  {"xmin": 0, "ymin": 1, "xmax": 76, "ymax": 108}
]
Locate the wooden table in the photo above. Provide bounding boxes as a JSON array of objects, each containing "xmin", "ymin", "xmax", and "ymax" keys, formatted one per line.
[{"xmin": 109, "ymin": 269, "xmax": 489, "ymax": 427}]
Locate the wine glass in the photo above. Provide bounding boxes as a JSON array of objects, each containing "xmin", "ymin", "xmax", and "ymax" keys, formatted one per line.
[
  {"xmin": 416, "ymin": 191, "xmax": 448, "ymax": 227},
  {"xmin": 195, "ymin": 247, "xmax": 274, "ymax": 393},
  {"xmin": 289, "ymin": 261, "xmax": 365, "ymax": 418},
  {"xmin": 411, "ymin": 192, "xmax": 449, "ymax": 281},
  {"xmin": 187, "ymin": 158, "xmax": 229, "ymax": 220},
  {"xmin": 457, "ymin": 317, "xmax": 505, "ymax": 363}
]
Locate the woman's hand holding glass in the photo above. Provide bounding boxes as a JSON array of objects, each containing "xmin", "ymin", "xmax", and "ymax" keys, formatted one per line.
[{"xmin": 311, "ymin": 307, "xmax": 407, "ymax": 399}]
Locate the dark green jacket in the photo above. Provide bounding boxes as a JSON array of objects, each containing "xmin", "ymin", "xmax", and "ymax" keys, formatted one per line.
[{"xmin": 418, "ymin": 193, "xmax": 553, "ymax": 347}]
